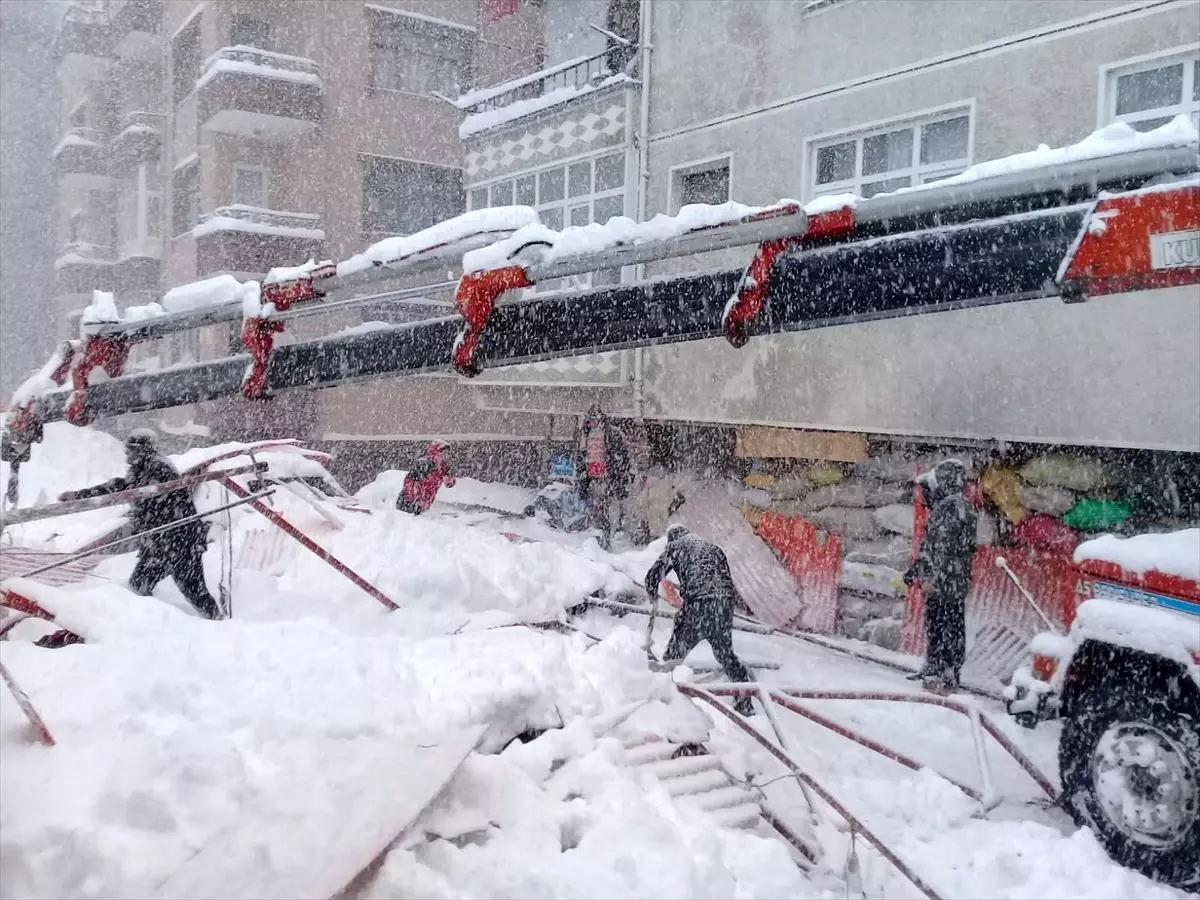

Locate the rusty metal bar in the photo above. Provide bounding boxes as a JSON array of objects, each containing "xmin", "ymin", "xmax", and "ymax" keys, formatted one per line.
[{"xmin": 678, "ymin": 683, "xmax": 943, "ymax": 900}]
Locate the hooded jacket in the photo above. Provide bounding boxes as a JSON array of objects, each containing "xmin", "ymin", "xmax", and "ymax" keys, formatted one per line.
[
  {"xmin": 70, "ymin": 448, "xmax": 202, "ymax": 541},
  {"xmin": 905, "ymin": 460, "xmax": 978, "ymax": 601}
]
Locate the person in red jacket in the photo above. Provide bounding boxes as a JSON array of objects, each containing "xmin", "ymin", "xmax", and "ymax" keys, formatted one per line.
[{"xmin": 397, "ymin": 440, "xmax": 456, "ymax": 516}]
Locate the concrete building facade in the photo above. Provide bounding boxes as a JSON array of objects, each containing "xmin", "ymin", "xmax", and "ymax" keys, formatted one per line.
[{"xmin": 45, "ymin": 0, "xmax": 1200, "ymax": 463}]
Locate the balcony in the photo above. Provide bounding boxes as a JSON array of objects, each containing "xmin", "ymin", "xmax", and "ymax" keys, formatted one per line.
[
  {"xmin": 456, "ymin": 46, "xmax": 637, "ymax": 139},
  {"xmin": 109, "ymin": 0, "xmax": 161, "ymax": 58},
  {"xmin": 55, "ymin": 3, "xmax": 113, "ymax": 77},
  {"xmin": 192, "ymin": 206, "xmax": 325, "ymax": 277},
  {"xmin": 53, "ymin": 127, "xmax": 111, "ymax": 186},
  {"xmin": 114, "ymin": 249, "xmax": 162, "ymax": 294},
  {"xmin": 54, "ymin": 241, "xmax": 116, "ymax": 293},
  {"xmin": 197, "ymin": 46, "xmax": 323, "ymax": 140},
  {"xmin": 109, "ymin": 111, "xmax": 163, "ymax": 170}
]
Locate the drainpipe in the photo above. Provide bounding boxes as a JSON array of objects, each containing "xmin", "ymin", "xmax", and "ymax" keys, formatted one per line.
[{"xmin": 632, "ymin": 0, "xmax": 653, "ymax": 421}]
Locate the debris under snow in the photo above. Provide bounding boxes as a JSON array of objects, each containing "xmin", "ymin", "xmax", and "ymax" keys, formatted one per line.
[{"xmin": 1074, "ymin": 528, "xmax": 1200, "ymax": 583}]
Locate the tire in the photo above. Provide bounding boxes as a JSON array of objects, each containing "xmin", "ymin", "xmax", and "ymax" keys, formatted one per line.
[{"xmin": 1059, "ymin": 687, "xmax": 1200, "ymax": 889}]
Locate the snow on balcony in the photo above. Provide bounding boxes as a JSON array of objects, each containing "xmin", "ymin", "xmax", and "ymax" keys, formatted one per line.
[
  {"xmin": 53, "ymin": 241, "xmax": 117, "ymax": 270},
  {"xmin": 196, "ymin": 45, "xmax": 322, "ymax": 93},
  {"xmin": 52, "ymin": 127, "xmax": 108, "ymax": 159},
  {"xmin": 457, "ymin": 49, "xmax": 634, "ymax": 139},
  {"xmin": 192, "ymin": 205, "xmax": 326, "ymax": 241}
]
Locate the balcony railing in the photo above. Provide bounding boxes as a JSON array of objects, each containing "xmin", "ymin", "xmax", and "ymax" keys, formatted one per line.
[
  {"xmin": 54, "ymin": 126, "xmax": 109, "ymax": 154},
  {"xmin": 197, "ymin": 45, "xmax": 323, "ymax": 91},
  {"xmin": 55, "ymin": 241, "xmax": 117, "ymax": 267},
  {"xmin": 456, "ymin": 45, "xmax": 635, "ymax": 118},
  {"xmin": 116, "ymin": 110, "xmax": 163, "ymax": 133},
  {"xmin": 194, "ymin": 205, "xmax": 325, "ymax": 239}
]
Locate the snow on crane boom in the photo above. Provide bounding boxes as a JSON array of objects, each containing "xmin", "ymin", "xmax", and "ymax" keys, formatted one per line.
[{"xmin": 2, "ymin": 120, "xmax": 1198, "ymax": 467}]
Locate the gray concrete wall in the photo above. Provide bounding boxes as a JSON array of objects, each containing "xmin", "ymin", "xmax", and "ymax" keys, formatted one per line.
[
  {"xmin": 645, "ymin": 0, "xmax": 1199, "ymax": 211},
  {"xmin": 642, "ymin": 287, "xmax": 1200, "ymax": 452}
]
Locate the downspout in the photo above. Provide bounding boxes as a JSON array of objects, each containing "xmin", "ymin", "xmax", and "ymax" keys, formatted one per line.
[{"xmin": 632, "ymin": 0, "xmax": 653, "ymax": 420}]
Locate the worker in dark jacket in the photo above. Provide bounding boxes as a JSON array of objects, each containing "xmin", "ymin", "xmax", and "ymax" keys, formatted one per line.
[
  {"xmin": 58, "ymin": 429, "xmax": 221, "ymax": 620},
  {"xmin": 577, "ymin": 405, "xmax": 631, "ymax": 549},
  {"xmin": 645, "ymin": 525, "xmax": 755, "ymax": 716},
  {"xmin": 903, "ymin": 459, "xmax": 978, "ymax": 691}
]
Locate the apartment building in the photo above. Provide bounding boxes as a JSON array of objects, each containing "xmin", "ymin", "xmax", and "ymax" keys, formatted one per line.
[
  {"xmin": 47, "ymin": 0, "xmax": 1199, "ymax": 466},
  {"xmin": 462, "ymin": 0, "xmax": 1200, "ymax": 454},
  {"xmin": 50, "ymin": 0, "xmax": 562, "ymax": 458}
]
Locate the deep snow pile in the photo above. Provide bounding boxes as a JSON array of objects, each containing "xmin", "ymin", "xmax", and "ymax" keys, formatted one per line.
[
  {"xmin": 0, "ymin": 584, "xmax": 806, "ymax": 899},
  {"xmin": 1074, "ymin": 528, "xmax": 1200, "ymax": 583}
]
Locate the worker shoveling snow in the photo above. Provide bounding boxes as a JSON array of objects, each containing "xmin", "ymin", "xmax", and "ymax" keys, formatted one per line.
[{"xmin": 2, "ymin": 427, "xmax": 1196, "ymax": 900}]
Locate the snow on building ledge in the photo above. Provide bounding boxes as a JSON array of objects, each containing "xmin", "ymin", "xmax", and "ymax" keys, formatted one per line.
[
  {"xmin": 192, "ymin": 205, "xmax": 326, "ymax": 241},
  {"xmin": 51, "ymin": 127, "xmax": 108, "ymax": 159},
  {"xmin": 196, "ymin": 45, "xmax": 323, "ymax": 93},
  {"xmin": 457, "ymin": 47, "xmax": 637, "ymax": 140}
]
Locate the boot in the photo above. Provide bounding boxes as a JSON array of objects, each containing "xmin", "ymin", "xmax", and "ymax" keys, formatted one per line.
[{"xmin": 734, "ymin": 695, "xmax": 756, "ymax": 717}]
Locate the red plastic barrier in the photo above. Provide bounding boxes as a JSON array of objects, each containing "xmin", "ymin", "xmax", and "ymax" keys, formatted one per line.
[{"xmin": 754, "ymin": 512, "xmax": 842, "ymax": 633}]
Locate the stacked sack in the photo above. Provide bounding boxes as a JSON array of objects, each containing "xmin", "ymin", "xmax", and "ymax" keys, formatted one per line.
[
  {"xmin": 764, "ymin": 452, "xmax": 945, "ymax": 650},
  {"xmin": 980, "ymin": 453, "xmax": 1130, "ymax": 554}
]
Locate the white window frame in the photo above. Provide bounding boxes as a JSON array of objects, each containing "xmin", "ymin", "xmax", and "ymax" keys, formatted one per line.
[
  {"xmin": 232, "ymin": 164, "xmax": 269, "ymax": 208},
  {"xmin": 119, "ymin": 161, "xmax": 163, "ymax": 259},
  {"xmin": 465, "ymin": 149, "xmax": 629, "ymax": 289},
  {"xmin": 1098, "ymin": 45, "xmax": 1200, "ymax": 131},
  {"xmin": 668, "ymin": 154, "xmax": 733, "ymax": 214},
  {"xmin": 803, "ymin": 101, "xmax": 975, "ymax": 202}
]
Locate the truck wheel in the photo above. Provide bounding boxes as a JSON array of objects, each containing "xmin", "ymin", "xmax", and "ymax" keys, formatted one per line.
[{"xmin": 1060, "ymin": 690, "xmax": 1200, "ymax": 889}]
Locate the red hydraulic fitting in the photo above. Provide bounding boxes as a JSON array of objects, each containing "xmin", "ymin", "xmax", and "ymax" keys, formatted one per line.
[
  {"xmin": 65, "ymin": 334, "xmax": 131, "ymax": 425},
  {"xmin": 451, "ymin": 265, "xmax": 533, "ymax": 378},
  {"xmin": 240, "ymin": 316, "xmax": 286, "ymax": 400},
  {"xmin": 721, "ymin": 206, "xmax": 855, "ymax": 348},
  {"xmin": 261, "ymin": 260, "xmax": 335, "ymax": 312}
]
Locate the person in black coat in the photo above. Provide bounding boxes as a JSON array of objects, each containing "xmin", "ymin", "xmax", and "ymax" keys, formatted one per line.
[
  {"xmin": 903, "ymin": 459, "xmax": 977, "ymax": 690},
  {"xmin": 645, "ymin": 525, "xmax": 755, "ymax": 716},
  {"xmin": 59, "ymin": 429, "xmax": 221, "ymax": 620}
]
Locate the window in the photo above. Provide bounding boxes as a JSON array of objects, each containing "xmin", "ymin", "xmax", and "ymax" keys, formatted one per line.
[
  {"xmin": 466, "ymin": 153, "xmax": 627, "ymax": 288},
  {"xmin": 1104, "ymin": 51, "xmax": 1200, "ymax": 132},
  {"xmin": 368, "ymin": 9, "xmax": 471, "ymax": 95},
  {"xmin": 231, "ymin": 15, "xmax": 271, "ymax": 49},
  {"xmin": 361, "ymin": 156, "xmax": 463, "ymax": 235},
  {"xmin": 232, "ymin": 165, "xmax": 268, "ymax": 207},
  {"xmin": 466, "ymin": 152, "xmax": 627, "ymax": 227},
  {"xmin": 172, "ymin": 16, "xmax": 201, "ymax": 105},
  {"xmin": 172, "ymin": 160, "xmax": 200, "ymax": 237},
  {"xmin": 810, "ymin": 110, "xmax": 970, "ymax": 199},
  {"xmin": 671, "ymin": 157, "xmax": 731, "ymax": 211}
]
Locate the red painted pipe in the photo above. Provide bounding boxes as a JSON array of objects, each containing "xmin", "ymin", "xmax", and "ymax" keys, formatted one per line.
[
  {"xmin": 702, "ymin": 684, "xmax": 1057, "ymax": 802},
  {"xmin": 767, "ymin": 693, "xmax": 981, "ymax": 801},
  {"xmin": 219, "ymin": 477, "xmax": 398, "ymax": 612}
]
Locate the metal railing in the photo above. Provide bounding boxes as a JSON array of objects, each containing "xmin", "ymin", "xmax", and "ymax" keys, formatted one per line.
[
  {"xmin": 202, "ymin": 45, "xmax": 322, "ymax": 81},
  {"xmin": 200, "ymin": 205, "xmax": 322, "ymax": 230},
  {"xmin": 116, "ymin": 110, "xmax": 163, "ymax": 134},
  {"xmin": 62, "ymin": 126, "xmax": 110, "ymax": 147},
  {"xmin": 459, "ymin": 45, "xmax": 633, "ymax": 116},
  {"xmin": 57, "ymin": 241, "xmax": 116, "ymax": 263}
]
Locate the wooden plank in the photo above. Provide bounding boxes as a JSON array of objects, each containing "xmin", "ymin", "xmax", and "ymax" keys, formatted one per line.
[
  {"xmin": 735, "ymin": 427, "xmax": 868, "ymax": 462},
  {"xmin": 154, "ymin": 725, "xmax": 486, "ymax": 900}
]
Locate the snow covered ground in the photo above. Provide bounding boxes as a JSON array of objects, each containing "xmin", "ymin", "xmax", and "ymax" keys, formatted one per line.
[{"xmin": 1, "ymin": 428, "xmax": 1195, "ymax": 899}]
